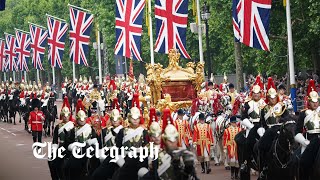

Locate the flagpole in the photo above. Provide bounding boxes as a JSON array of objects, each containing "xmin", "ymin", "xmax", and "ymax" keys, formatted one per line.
[
  {"xmin": 13, "ymin": 71, "xmax": 16, "ymax": 82},
  {"xmin": 28, "ymin": 22, "xmax": 47, "ymax": 30},
  {"xmin": 286, "ymin": 0, "xmax": 297, "ymax": 112},
  {"xmin": 97, "ymin": 29, "xmax": 102, "ymax": 84},
  {"xmin": 24, "ymin": 71, "xmax": 27, "ymax": 82},
  {"xmin": 147, "ymin": 0, "xmax": 155, "ymax": 65},
  {"xmin": 14, "ymin": 28, "xmax": 29, "ymax": 34},
  {"xmin": 196, "ymin": 0, "xmax": 204, "ymax": 64},
  {"xmin": 46, "ymin": 14, "xmax": 67, "ymax": 22},
  {"xmin": 72, "ymin": 61, "xmax": 75, "ymax": 83},
  {"xmin": 37, "ymin": 69, "xmax": 40, "ymax": 84},
  {"xmin": 68, "ymin": 4, "xmax": 91, "ymax": 13},
  {"xmin": 52, "ymin": 66, "xmax": 55, "ymax": 85}
]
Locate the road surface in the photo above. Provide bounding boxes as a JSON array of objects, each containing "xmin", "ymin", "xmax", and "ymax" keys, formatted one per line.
[{"xmin": 0, "ymin": 101, "xmax": 257, "ymax": 180}]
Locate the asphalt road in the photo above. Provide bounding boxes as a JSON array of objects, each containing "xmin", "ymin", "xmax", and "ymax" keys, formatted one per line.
[{"xmin": 0, "ymin": 101, "xmax": 257, "ymax": 180}]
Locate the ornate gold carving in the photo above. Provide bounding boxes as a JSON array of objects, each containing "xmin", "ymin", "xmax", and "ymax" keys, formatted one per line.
[{"xmin": 146, "ymin": 48, "xmax": 203, "ymax": 111}]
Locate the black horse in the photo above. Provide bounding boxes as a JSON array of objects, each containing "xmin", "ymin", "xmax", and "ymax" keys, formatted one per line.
[
  {"xmin": 42, "ymin": 97, "xmax": 57, "ymax": 137},
  {"xmin": 8, "ymin": 90, "xmax": 20, "ymax": 125},
  {"xmin": 264, "ymin": 120, "xmax": 297, "ymax": 180},
  {"xmin": 18, "ymin": 97, "xmax": 31, "ymax": 131},
  {"xmin": 0, "ymin": 94, "xmax": 9, "ymax": 122}
]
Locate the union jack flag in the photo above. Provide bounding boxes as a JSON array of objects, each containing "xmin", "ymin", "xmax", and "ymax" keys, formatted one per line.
[
  {"xmin": 69, "ymin": 6, "xmax": 93, "ymax": 66},
  {"xmin": 154, "ymin": 0, "xmax": 191, "ymax": 59},
  {"xmin": 47, "ymin": 16, "xmax": 68, "ymax": 68},
  {"xmin": 232, "ymin": 0, "xmax": 272, "ymax": 51},
  {"xmin": 0, "ymin": 39, "xmax": 5, "ymax": 72},
  {"xmin": 15, "ymin": 30, "xmax": 31, "ymax": 71},
  {"xmin": 30, "ymin": 24, "xmax": 48, "ymax": 70},
  {"xmin": 4, "ymin": 34, "xmax": 18, "ymax": 71},
  {"xmin": 114, "ymin": 0, "xmax": 145, "ymax": 61}
]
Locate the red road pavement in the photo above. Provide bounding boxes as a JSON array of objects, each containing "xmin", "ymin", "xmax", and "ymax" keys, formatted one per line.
[{"xmin": 0, "ymin": 101, "xmax": 257, "ymax": 180}]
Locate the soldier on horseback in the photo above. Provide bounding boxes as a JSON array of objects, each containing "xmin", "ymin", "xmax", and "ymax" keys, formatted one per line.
[
  {"xmin": 258, "ymin": 77, "xmax": 290, "ymax": 179},
  {"xmin": 48, "ymin": 106, "xmax": 75, "ymax": 180},
  {"xmin": 295, "ymin": 79, "xmax": 320, "ymax": 180},
  {"xmin": 237, "ymin": 75, "xmax": 266, "ymax": 180}
]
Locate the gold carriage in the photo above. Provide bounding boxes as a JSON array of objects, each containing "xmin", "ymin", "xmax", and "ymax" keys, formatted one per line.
[{"xmin": 146, "ymin": 49, "xmax": 204, "ymax": 112}]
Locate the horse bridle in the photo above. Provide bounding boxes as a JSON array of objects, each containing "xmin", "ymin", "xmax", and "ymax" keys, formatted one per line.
[{"xmin": 273, "ymin": 120, "xmax": 296, "ymax": 169}]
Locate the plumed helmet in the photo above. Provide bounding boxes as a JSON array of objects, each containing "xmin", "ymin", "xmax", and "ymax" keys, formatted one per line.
[
  {"xmin": 130, "ymin": 107, "xmax": 140, "ymax": 120},
  {"xmin": 110, "ymin": 109, "xmax": 121, "ymax": 122},
  {"xmin": 307, "ymin": 79, "xmax": 319, "ymax": 103},
  {"xmin": 61, "ymin": 107, "xmax": 71, "ymax": 117},
  {"xmin": 31, "ymin": 98, "xmax": 41, "ymax": 110},
  {"xmin": 162, "ymin": 123, "xmax": 179, "ymax": 142},
  {"xmin": 76, "ymin": 110, "xmax": 87, "ymax": 122},
  {"xmin": 149, "ymin": 122, "xmax": 162, "ymax": 137}
]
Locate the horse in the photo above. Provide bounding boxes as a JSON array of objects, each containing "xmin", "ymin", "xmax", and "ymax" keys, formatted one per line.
[
  {"xmin": 264, "ymin": 119, "xmax": 297, "ymax": 180},
  {"xmin": 0, "ymin": 93, "xmax": 8, "ymax": 122},
  {"xmin": 42, "ymin": 96, "xmax": 57, "ymax": 137},
  {"xmin": 18, "ymin": 97, "xmax": 31, "ymax": 131},
  {"xmin": 8, "ymin": 90, "xmax": 20, "ymax": 125}
]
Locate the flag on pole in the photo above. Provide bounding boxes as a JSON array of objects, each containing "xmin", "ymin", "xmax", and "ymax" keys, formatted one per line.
[
  {"xmin": 15, "ymin": 30, "xmax": 31, "ymax": 71},
  {"xmin": 4, "ymin": 34, "xmax": 18, "ymax": 71},
  {"xmin": 114, "ymin": 0, "xmax": 145, "ymax": 61},
  {"xmin": 0, "ymin": 39, "xmax": 5, "ymax": 72},
  {"xmin": 232, "ymin": 0, "xmax": 272, "ymax": 51},
  {"xmin": 69, "ymin": 6, "xmax": 94, "ymax": 66},
  {"xmin": 154, "ymin": 0, "xmax": 191, "ymax": 59},
  {"xmin": 30, "ymin": 24, "xmax": 48, "ymax": 70},
  {"xmin": 47, "ymin": 15, "xmax": 68, "ymax": 68}
]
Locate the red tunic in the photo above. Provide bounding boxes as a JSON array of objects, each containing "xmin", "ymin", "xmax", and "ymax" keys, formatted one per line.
[
  {"xmin": 193, "ymin": 123, "xmax": 214, "ymax": 156},
  {"xmin": 173, "ymin": 119, "xmax": 192, "ymax": 148},
  {"xmin": 28, "ymin": 111, "xmax": 45, "ymax": 131},
  {"xmin": 223, "ymin": 126, "xmax": 241, "ymax": 159}
]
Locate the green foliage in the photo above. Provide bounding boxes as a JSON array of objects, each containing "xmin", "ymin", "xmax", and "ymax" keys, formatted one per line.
[{"xmin": 0, "ymin": 0, "xmax": 319, "ymax": 80}]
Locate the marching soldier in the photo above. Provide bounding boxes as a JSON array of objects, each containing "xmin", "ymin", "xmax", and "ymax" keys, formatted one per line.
[
  {"xmin": 193, "ymin": 113, "xmax": 214, "ymax": 174},
  {"xmin": 223, "ymin": 116, "xmax": 241, "ymax": 180},
  {"xmin": 295, "ymin": 79, "xmax": 320, "ymax": 180},
  {"xmin": 48, "ymin": 106, "xmax": 75, "ymax": 180},
  {"xmin": 92, "ymin": 109, "xmax": 124, "ymax": 180},
  {"xmin": 113, "ymin": 107, "xmax": 149, "ymax": 180},
  {"xmin": 28, "ymin": 98, "xmax": 45, "ymax": 143},
  {"xmin": 173, "ymin": 109, "xmax": 192, "ymax": 149}
]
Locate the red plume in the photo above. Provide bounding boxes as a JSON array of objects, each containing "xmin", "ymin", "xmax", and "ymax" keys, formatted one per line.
[
  {"xmin": 254, "ymin": 75, "xmax": 264, "ymax": 91},
  {"xmin": 132, "ymin": 93, "xmax": 140, "ymax": 109},
  {"xmin": 161, "ymin": 108, "xmax": 172, "ymax": 132},
  {"xmin": 307, "ymin": 79, "xmax": 316, "ymax": 97},
  {"xmin": 267, "ymin": 77, "xmax": 276, "ymax": 91},
  {"xmin": 76, "ymin": 99, "xmax": 84, "ymax": 114},
  {"xmin": 62, "ymin": 96, "xmax": 71, "ymax": 111},
  {"xmin": 112, "ymin": 97, "xmax": 120, "ymax": 111},
  {"xmin": 108, "ymin": 80, "xmax": 117, "ymax": 90},
  {"xmin": 148, "ymin": 107, "xmax": 157, "ymax": 128}
]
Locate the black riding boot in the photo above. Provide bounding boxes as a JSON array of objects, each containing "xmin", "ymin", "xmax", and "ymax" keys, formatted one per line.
[
  {"xmin": 206, "ymin": 161, "xmax": 211, "ymax": 174},
  {"xmin": 231, "ymin": 167, "xmax": 235, "ymax": 180},
  {"xmin": 201, "ymin": 162, "xmax": 205, "ymax": 173}
]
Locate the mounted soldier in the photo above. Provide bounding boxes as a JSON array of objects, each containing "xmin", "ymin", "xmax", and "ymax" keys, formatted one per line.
[{"xmin": 295, "ymin": 79, "xmax": 320, "ymax": 180}]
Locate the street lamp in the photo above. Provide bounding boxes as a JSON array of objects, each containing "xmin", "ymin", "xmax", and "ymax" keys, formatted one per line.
[{"xmin": 201, "ymin": 2, "xmax": 211, "ymax": 80}]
